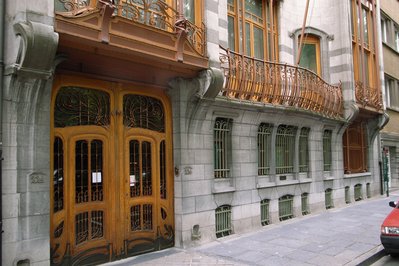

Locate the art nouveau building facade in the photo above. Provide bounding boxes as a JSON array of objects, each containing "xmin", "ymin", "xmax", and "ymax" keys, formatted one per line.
[{"xmin": 1, "ymin": 0, "xmax": 387, "ymax": 265}]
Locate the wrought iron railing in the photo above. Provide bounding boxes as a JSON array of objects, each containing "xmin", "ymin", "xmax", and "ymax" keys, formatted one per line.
[
  {"xmin": 355, "ymin": 81, "xmax": 382, "ymax": 110},
  {"xmin": 55, "ymin": 0, "xmax": 206, "ymax": 56},
  {"xmin": 219, "ymin": 47, "xmax": 343, "ymax": 119},
  {"xmin": 215, "ymin": 205, "xmax": 232, "ymax": 238}
]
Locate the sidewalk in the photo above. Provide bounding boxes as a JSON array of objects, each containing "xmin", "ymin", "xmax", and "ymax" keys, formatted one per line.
[{"xmin": 105, "ymin": 191, "xmax": 399, "ymax": 266}]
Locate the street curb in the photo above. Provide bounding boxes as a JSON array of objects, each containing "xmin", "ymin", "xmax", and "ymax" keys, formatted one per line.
[{"xmin": 350, "ymin": 245, "xmax": 386, "ymax": 266}]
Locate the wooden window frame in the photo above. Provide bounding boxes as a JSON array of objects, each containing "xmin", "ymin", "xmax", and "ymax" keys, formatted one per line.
[
  {"xmin": 227, "ymin": 0, "xmax": 278, "ymax": 61},
  {"xmin": 298, "ymin": 34, "xmax": 321, "ymax": 75}
]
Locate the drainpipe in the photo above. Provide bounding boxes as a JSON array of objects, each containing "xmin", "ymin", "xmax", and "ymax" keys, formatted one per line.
[{"xmin": 0, "ymin": 0, "xmax": 5, "ymax": 263}]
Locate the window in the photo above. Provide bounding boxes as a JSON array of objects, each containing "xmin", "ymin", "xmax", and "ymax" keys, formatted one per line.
[
  {"xmin": 323, "ymin": 130, "xmax": 332, "ymax": 171},
  {"xmin": 385, "ymin": 75, "xmax": 399, "ymax": 109},
  {"xmin": 260, "ymin": 199, "xmax": 270, "ymax": 226},
  {"xmin": 258, "ymin": 123, "xmax": 273, "ymax": 175},
  {"xmin": 299, "ymin": 127, "xmax": 310, "ymax": 173},
  {"xmin": 395, "ymin": 26, "xmax": 399, "ymax": 52},
  {"xmin": 227, "ymin": 0, "xmax": 278, "ymax": 60},
  {"xmin": 214, "ymin": 118, "xmax": 232, "ymax": 178},
  {"xmin": 366, "ymin": 183, "xmax": 371, "ymax": 198},
  {"xmin": 301, "ymin": 193, "xmax": 309, "ymax": 215},
  {"xmin": 325, "ymin": 188, "xmax": 334, "ymax": 209},
  {"xmin": 279, "ymin": 195, "xmax": 294, "ymax": 221},
  {"xmin": 276, "ymin": 125, "xmax": 297, "ymax": 174},
  {"xmin": 343, "ymin": 122, "xmax": 368, "ymax": 174},
  {"xmin": 350, "ymin": 0, "xmax": 377, "ymax": 93},
  {"xmin": 381, "ymin": 17, "xmax": 387, "ymax": 43},
  {"xmin": 298, "ymin": 35, "xmax": 321, "ymax": 75},
  {"xmin": 345, "ymin": 186, "xmax": 351, "ymax": 204},
  {"xmin": 354, "ymin": 184, "xmax": 363, "ymax": 201},
  {"xmin": 215, "ymin": 205, "xmax": 232, "ymax": 238}
]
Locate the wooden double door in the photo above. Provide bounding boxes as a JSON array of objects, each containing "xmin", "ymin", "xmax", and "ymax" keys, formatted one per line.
[{"xmin": 50, "ymin": 76, "xmax": 174, "ymax": 265}]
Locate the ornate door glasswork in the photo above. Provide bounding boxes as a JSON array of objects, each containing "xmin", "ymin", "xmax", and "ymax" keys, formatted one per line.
[{"xmin": 50, "ymin": 77, "xmax": 174, "ymax": 265}]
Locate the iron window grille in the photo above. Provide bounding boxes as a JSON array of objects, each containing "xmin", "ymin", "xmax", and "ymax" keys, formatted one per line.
[
  {"xmin": 325, "ymin": 188, "xmax": 334, "ymax": 209},
  {"xmin": 345, "ymin": 186, "xmax": 351, "ymax": 204},
  {"xmin": 214, "ymin": 118, "xmax": 232, "ymax": 178},
  {"xmin": 299, "ymin": 127, "xmax": 310, "ymax": 173},
  {"xmin": 215, "ymin": 205, "xmax": 232, "ymax": 238},
  {"xmin": 323, "ymin": 130, "xmax": 332, "ymax": 171},
  {"xmin": 260, "ymin": 199, "xmax": 270, "ymax": 226},
  {"xmin": 301, "ymin": 193, "xmax": 309, "ymax": 215},
  {"xmin": 354, "ymin": 184, "xmax": 363, "ymax": 201},
  {"xmin": 279, "ymin": 195, "xmax": 294, "ymax": 221},
  {"xmin": 366, "ymin": 183, "xmax": 371, "ymax": 198},
  {"xmin": 276, "ymin": 125, "xmax": 297, "ymax": 174},
  {"xmin": 258, "ymin": 123, "xmax": 273, "ymax": 175}
]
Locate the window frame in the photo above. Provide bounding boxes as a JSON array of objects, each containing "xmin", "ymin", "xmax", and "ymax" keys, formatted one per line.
[
  {"xmin": 258, "ymin": 123, "xmax": 273, "ymax": 175},
  {"xmin": 298, "ymin": 34, "xmax": 321, "ymax": 75},
  {"xmin": 214, "ymin": 118, "xmax": 233, "ymax": 178},
  {"xmin": 227, "ymin": 0, "xmax": 279, "ymax": 61},
  {"xmin": 298, "ymin": 127, "xmax": 310, "ymax": 173},
  {"xmin": 275, "ymin": 125, "xmax": 297, "ymax": 175},
  {"xmin": 323, "ymin": 129, "xmax": 332, "ymax": 172}
]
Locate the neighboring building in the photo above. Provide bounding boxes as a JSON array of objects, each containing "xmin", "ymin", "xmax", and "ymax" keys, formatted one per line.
[
  {"xmin": 1, "ymin": 0, "xmax": 388, "ymax": 265},
  {"xmin": 380, "ymin": 0, "xmax": 399, "ymax": 188}
]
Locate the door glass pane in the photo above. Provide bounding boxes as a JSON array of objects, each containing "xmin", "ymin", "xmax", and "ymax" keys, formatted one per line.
[
  {"xmin": 160, "ymin": 140, "xmax": 167, "ymax": 199},
  {"xmin": 131, "ymin": 205, "xmax": 141, "ymax": 231},
  {"xmin": 253, "ymin": 26, "xmax": 264, "ymax": 59},
  {"xmin": 75, "ymin": 212, "xmax": 88, "ymax": 245},
  {"xmin": 143, "ymin": 204, "xmax": 153, "ymax": 230},
  {"xmin": 142, "ymin": 141, "xmax": 152, "ymax": 196},
  {"xmin": 184, "ymin": 0, "xmax": 195, "ymax": 23},
  {"xmin": 54, "ymin": 87, "xmax": 110, "ymax": 128},
  {"xmin": 91, "ymin": 210, "xmax": 104, "ymax": 239},
  {"xmin": 54, "ymin": 137, "xmax": 64, "ymax": 213},
  {"xmin": 76, "ymin": 140, "xmax": 89, "ymax": 204},
  {"xmin": 129, "ymin": 140, "xmax": 140, "ymax": 197},
  {"xmin": 228, "ymin": 15, "xmax": 236, "ymax": 51},
  {"xmin": 91, "ymin": 140, "xmax": 103, "ymax": 201},
  {"xmin": 299, "ymin": 43, "xmax": 317, "ymax": 73},
  {"xmin": 123, "ymin": 94, "xmax": 165, "ymax": 132}
]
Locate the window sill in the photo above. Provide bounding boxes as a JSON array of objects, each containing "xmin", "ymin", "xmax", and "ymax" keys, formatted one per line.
[
  {"xmin": 212, "ymin": 178, "xmax": 235, "ymax": 194},
  {"xmin": 323, "ymin": 171, "xmax": 334, "ymax": 180},
  {"xmin": 344, "ymin": 172, "xmax": 371, "ymax": 179}
]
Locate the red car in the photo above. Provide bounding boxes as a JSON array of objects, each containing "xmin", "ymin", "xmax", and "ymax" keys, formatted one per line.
[{"xmin": 381, "ymin": 201, "xmax": 399, "ymax": 255}]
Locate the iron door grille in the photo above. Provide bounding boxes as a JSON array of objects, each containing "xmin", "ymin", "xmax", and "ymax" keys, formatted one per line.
[
  {"xmin": 279, "ymin": 195, "xmax": 294, "ymax": 221},
  {"xmin": 215, "ymin": 205, "xmax": 232, "ymax": 238}
]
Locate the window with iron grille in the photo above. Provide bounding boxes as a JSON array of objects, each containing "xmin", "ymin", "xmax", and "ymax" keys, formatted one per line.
[
  {"xmin": 214, "ymin": 118, "xmax": 232, "ymax": 178},
  {"xmin": 279, "ymin": 195, "xmax": 294, "ymax": 221},
  {"xmin": 301, "ymin": 193, "xmax": 309, "ymax": 215},
  {"xmin": 215, "ymin": 205, "xmax": 232, "ymax": 238},
  {"xmin": 276, "ymin": 125, "xmax": 297, "ymax": 174},
  {"xmin": 260, "ymin": 199, "xmax": 270, "ymax": 226},
  {"xmin": 323, "ymin": 130, "xmax": 332, "ymax": 171},
  {"xmin": 258, "ymin": 123, "xmax": 273, "ymax": 175},
  {"xmin": 325, "ymin": 188, "xmax": 334, "ymax": 209},
  {"xmin": 354, "ymin": 184, "xmax": 363, "ymax": 201},
  {"xmin": 345, "ymin": 186, "xmax": 351, "ymax": 204},
  {"xmin": 366, "ymin": 183, "xmax": 371, "ymax": 198},
  {"xmin": 299, "ymin": 128, "xmax": 310, "ymax": 173}
]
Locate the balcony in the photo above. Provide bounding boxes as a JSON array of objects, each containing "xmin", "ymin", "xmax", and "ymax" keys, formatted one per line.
[
  {"xmin": 355, "ymin": 81, "xmax": 383, "ymax": 111},
  {"xmin": 219, "ymin": 47, "xmax": 343, "ymax": 119},
  {"xmin": 54, "ymin": 0, "xmax": 208, "ymax": 71}
]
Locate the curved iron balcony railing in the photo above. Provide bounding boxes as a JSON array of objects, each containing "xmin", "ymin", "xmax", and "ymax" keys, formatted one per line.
[
  {"xmin": 55, "ymin": 0, "xmax": 206, "ymax": 57},
  {"xmin": 219, "ymin": 46, "xmax": 343, "ymax": 119},
  {"xmin": 355, "ymin": 81, "xmax": 382, "ymax": 110}
]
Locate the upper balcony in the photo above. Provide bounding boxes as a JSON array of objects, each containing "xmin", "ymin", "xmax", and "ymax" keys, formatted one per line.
[
  {"xmin": 355, "ymin": 81, "xmax": 383, "ymax": 111},
  {"xmin": 54, "ymin": 0, "xmax": 208, "ymax": 72},
  {"xmin": 219, "ymin": 47, "xmax": 343, "ymax": 119}
]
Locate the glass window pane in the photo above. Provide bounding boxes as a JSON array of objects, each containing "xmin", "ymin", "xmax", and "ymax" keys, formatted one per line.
[
  {"xmin": 362, "ymin": 8, "xmax": 369, "ymax": 45},
  {"xmin": 228, "ymin": 16, "xmax": 236, "ymax": 51},
  {"xmin": 76, "ymin": 140, "xmax": 89, "ymax": 203},
  {"xmin": 364, "ymin": 52, "xmax": 369, "ymax": 86},
  {"xmin": 299, "ymin": 43, "xmax": 317, "ymax": 73},
  {"xmin": 184, "ymin": 0, "xmax": 195, "ymax": 23},
  {"xmin": 90, "ymin": 140, "xmax": 103, "ymax": 202},
  {"xmin": 245, "ymin": 0, "xmax": 263, "ymax": 18},
  {"xmin": 253, "ymin": 26, "xmax": 264, "ymax": 59},
  {"xmin": 245, "ymin": 22, "xmax": 251, "ymax": 56}
]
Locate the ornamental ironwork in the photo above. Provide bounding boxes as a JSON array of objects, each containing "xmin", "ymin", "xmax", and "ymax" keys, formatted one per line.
[{"xmin": 219, "ymin": 46, "xmax": 343, "ymax": 119}]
